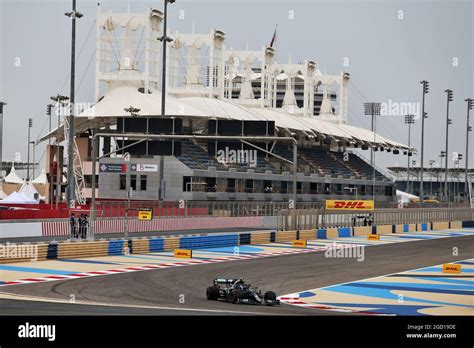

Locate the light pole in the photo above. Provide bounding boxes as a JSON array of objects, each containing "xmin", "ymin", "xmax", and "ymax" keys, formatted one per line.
[
  {"xmin": 0, "ymin": 101, "xmax": 6, "ymax": 177},
  {"xmin": 439, "ymin": 151, "xmax": 445, "ymax": 199},
  {"xmin": 364, "ymin": 102, "xmax": 381, "ymax": 200},
  {"xmin": 65, "ymin": 0, "xmax": 83, "ymax": 207},
  {"xmin": 419, "ymin": 80, "xmax": 429, "ymax": 203},
  {"xmin": 50, "ymin": 94, "xmax": 69, "ymax": 208},
  {"xmin": 465, "ymin": 98, "xmax": 473, "ymax": 199},
  {"xmin": 429, "ymin": 160, "xmax": 435, "ymax": 198},
  {"xmin": 27, "ymin": 118, "xmax": 33, "ymax": 181},
  {"xmin": 157, "ymin": 0, "xmax": 175, "ymax": 202},
  {"xmin": 456, "ymin": 154, "xmax": 463, "ymax": 202},
  {"xmin": 46, "ymin": 104, "xmax": 53, "ymax": 146},
  {"xmin": 404, "ymin": 114, "xmax": 415, "ymax": 193},
  {"xmin": 444, "ymin": 89, "xmax": 453, "ymax": 202}
]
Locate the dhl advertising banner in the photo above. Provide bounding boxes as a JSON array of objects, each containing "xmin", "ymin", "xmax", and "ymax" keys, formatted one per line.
[{"xmin": 325, "ymin": 200, "xmax": 374, "ymax": 211}]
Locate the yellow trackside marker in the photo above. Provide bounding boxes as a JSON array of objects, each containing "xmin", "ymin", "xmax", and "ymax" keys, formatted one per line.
[
  {"xmin": 174, "ymin": 249, "xmax": 193, "ymax": 258},
  {"xmin": 367, "ymin": 234, "xmax": 380, "ymax": 241},
  {"xmin": 442, "ymin": 264, "xmax": 461, "ymax": 274},
  {"xmin": 292, "ymin": 240, "xmax": 307, "ymax": 248}
]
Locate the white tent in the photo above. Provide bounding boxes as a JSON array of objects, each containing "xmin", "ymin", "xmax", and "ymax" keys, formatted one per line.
[
  {"xmin": 4, "ymin": 164, "xmax": 24, "ymax": 184},
  {"xmin": 32, "ymin": 169, "xmax": 48, "ymax": 184},
  {"xmin": 19, "ymin": 182, "xmax": 40, "ymax": 200},
  {"xmin": 1, "ymin": 191, "xmax": 39, "ymax": 204}
]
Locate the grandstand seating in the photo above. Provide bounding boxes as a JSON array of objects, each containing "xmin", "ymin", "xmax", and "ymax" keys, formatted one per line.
[{"xmin": 176, "ymin": 140, "xmax": 388, "ymax": 181}]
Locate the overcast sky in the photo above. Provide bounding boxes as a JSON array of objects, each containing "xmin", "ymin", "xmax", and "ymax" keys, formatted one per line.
[{"xmin": 0, "ymin": 0, "xmax": 472, "ymax": 177}]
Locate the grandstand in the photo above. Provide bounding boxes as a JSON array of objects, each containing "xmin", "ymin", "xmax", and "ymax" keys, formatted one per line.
[{"xmin": 36, "ymin": 4, "xmax": 411, "ymax": 205}]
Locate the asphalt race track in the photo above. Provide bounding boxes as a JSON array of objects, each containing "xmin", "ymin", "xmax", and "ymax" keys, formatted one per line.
[{"xmin": 1, "ymin": 234, "xmax": 472, "ymax": 315}]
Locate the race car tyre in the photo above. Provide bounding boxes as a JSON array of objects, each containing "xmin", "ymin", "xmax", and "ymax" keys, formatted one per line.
[
  {"xmin": 264, "ymin": 291, "xmax": 277, "ymax": 305},
  {"xmin": 231, "ymin": 289, "xmax": 242, "ymax": 304},
  {"xmin": 206, "ymin": 286, "xmax": 219, "ymax": 300}
]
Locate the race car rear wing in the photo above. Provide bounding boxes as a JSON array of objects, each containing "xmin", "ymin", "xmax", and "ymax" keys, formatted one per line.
[{"xmin": 213, "ymin": 278, "xmax": 239, "ymax": 285}]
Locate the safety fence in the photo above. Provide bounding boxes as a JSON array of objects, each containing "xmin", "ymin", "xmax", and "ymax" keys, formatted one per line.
[
  {"xmin": 41, "ymin": 216, "xmax": 265, "ymax": 237},
  {"xmin": 277, "ymin": 208, "xmax": 474, "ymax": 230},
  {"xmin": 1, "ymin": 220, "xmax": 471, "ymax": 264}
]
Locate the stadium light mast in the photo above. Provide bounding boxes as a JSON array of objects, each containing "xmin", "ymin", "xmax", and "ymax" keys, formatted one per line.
[
  {"xmin": 465, "ymin": 98, "xmax": 473, "ymax": 200},
  {"xmin": 404, "ymin": 114, "xmax": 415, "ymax": 193},
  {"xmin": 419, "ymin": 80, "xmax": 429, "ymax": 204},
  {"xmin": 0, "ymin": 101, "xmax": 6, "ymax": 177},
  {"xmin": 46, "ymin": 104, "xmax": 53, "ymax": 146},
  {"xmin": 65, "ymin": 0, "xmax": 83, "ymax": 207},
  {"xmin": 444, "ymin": 89, "xmax": 453, "ymax": 202},
  {"xmin": 157, "ymin": 0, "xmax": 175, "ymax": 201},
  {"xmin": 26, "ymin": 118, "xmax": 33, "ymax": 181},
  {"xmin": 429, "ymin": 159, "xmax": 436, "ymax": 198},
  {"xmin": 439, "ymin": 150, "xmax": 446, "ymax": 198},
  {"xmin": 364, "ymin": 102, "xmax": 381, "ymax": 200}
]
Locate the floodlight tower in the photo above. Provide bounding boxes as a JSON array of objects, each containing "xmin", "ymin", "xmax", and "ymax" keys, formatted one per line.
[
  {"xmin": 465, "ymin": 98, "xmax": 473, "ymax": 199},
  {"xmin": 0, "ymin": 101, "xmax": 6, "ymax": 177},
  {"xmin": 404, "ymin": 114, "xmax": 415, "ymax": 193},
  {"xmin": 157, "ymin": 0, "xmax": 176, "ymax": 201},
  {"xmin": 364, "ymin": 102, "xmax": 381, "ymax": 200},
  {"xmin": 444, "ymin": 89, "xmax": 453, "ymax": 202},
  {"xmin": 65, "ymin": 0, "xmax": 83, "ymax": 207},
  {"xmin": 419, "ymin": 80, "xmax": 429, "ymax": 203}
]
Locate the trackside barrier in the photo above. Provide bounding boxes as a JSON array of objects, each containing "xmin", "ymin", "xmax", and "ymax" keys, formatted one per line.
[
  {"xmin": 2, "ymin": 220, "xmax": 470, "ymax": 264},
  {"xmin": 376, "ymin": 225, "xmax": 393, "ymax": 235},
  {"xmin": 149, "ymin": 238, "xmax": 165, "ymax": 252},
  {"xmin": 432, "ymin": 221, "xmax": 449, "ymax": 230},
  {"xmin": 47, "ymin": 243, "xmax": 58, "ymax": 259},
  {"xmin": 353, "ymin": 226, "xmax": 372, "ymax": 236},
  {"xmin": 250, "ymin": 232, "xmax": 271, "ymax": 244},
  {"xmin": 417, "ymin": 223, "xmax": 430, "ymax": 232},
  {"xmin": 450, "ymin": 221, "xmax": 462, "ymax": 229},
  {"xmin": 108, "ymin": 240, "xmax": 126, "ymax": 256},
  {"xmin": 337, "ymin": 227, "xmax": 351, "ymax": 238},
  {"xmin": 179, "ymin": 234, "xmax": 238, "ymax": 250},
  {"xmin": 239, "ymin": 233, "xmax": 251, "ymax": 245},
  {"xmin": 0, "ymin": 243, "xmax": 48, "ymax": 264},
  {"xmin": 317, "ymin": 229, "xmax": 327, "ymax": 239},
  {"xmin": 275, "ymin": 230, "xmax": 297, "ymax": 242},
  {"xmin": 131, "ymin": 238, "xmax": 149, "ymax": 254},
  {"xmin": 326, "ymin": 228, "xmax": 339, "ymax": 239},
  {"xmin": 57, "ymin": 241, "xmax": 109, "ymax": 259},
  {"xmin": 299, "ymin": 229, "xmax": 316, "ymax": 240}
]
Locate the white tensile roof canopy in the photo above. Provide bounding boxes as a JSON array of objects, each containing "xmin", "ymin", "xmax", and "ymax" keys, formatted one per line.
[
  {"xmin": 4, "ymin": 164, "xmax": 25, "ymax": 184},
  {"xmin": 37, "ymin": 81, "xmax": 411, "ymax": 151}
]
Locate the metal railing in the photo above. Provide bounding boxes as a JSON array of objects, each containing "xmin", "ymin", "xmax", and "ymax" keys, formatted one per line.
[
  {"xmin": 277, "ymin": 207, "xmax": 474, "ymax": 230},
  {"xmin": 94, "ymin": 200, "xmax": 322, "ymax": 219}
]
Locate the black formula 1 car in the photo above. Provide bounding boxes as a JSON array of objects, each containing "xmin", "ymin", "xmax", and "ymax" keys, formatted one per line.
[{"xmin": 206, "ymin": 278, "xmax": 280, "ymax": 306}]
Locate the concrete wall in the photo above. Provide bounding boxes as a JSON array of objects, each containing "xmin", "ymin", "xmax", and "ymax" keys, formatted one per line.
[
  {"xmin": 0, "ymin": 222, "xmax": 42, "ymax": 238},
  {"xmin": 98, "ymin": 157, "xmax": 193, "ymax": 201}
]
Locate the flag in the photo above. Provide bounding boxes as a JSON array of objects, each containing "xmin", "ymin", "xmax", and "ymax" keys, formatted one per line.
[{"xmin": 269, "ymin": 25, "xmax": 278, "ymax": 48}]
